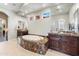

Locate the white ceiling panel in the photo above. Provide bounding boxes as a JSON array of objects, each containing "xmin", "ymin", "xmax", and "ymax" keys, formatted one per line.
[
  {"xmin": 0, "ymin": 3, "xmax": 74, "ymax": 17},
  {"xmin": 0, "ymin": 3, "xmax": 23, "ymax": 12}
]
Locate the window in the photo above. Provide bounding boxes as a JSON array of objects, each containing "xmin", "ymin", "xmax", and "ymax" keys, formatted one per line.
[{"xmin": 58, "ymin": 19, "xmax": 65, "ymax": 31}]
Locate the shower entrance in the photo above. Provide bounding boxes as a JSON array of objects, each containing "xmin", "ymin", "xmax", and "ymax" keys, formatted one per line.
[{"xmin": 0, "ymin": 12, "xmax": 8, "ymax": 42}]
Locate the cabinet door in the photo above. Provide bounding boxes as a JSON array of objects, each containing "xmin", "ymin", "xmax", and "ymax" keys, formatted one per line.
[
  {"xmin": 49, "ymin": 36, "xmax": 61, "ymax": 50},
  {"xmin": 52, "ymin": 39, "xmax": 61, "ymax": 50},
  {"xmin": 67, "ymin": 37, "xmax": 77, "ymax": 55},
  {"xmin": 51, "ymin": 39, "xmax": 59, "ymax": 50},
  {"xmin": 61, "ymin": 41, "xmax": 70, "ymax": 53},
  {"xmin": 48, "ymin": 36, "xmax": 52, "ymax": 48},
  {"xmin": 61, "ymin": 36, "xmax": 77, "ymax": 55}
]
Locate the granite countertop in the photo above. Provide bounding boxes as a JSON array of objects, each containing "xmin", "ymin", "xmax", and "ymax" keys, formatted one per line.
[{"xmin": 49, "ymin": 32, "xmax": 79, "ymax": 37}]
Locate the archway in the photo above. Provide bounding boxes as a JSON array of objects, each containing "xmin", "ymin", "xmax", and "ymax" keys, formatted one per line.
[{"xmin": 0, "ymin": 11, "xmax": 8, "ymax": 42}]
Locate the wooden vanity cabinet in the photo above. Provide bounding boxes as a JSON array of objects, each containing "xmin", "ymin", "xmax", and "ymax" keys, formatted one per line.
[
  {"xmin": 48, "ymin": 33, "xmax": 79, "ymax": 56},
  {"xmin": 17, "ymin": 30, "xmax": 28, "ymax": 37},
  {"xmin": 48, "ymin": 34, "xmax": 62, "ymax": 51}
]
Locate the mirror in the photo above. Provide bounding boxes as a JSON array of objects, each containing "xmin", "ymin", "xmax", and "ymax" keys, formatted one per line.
[{"xmin": 74, "ymin": 8, "xmax": 79, "ymax": 32}]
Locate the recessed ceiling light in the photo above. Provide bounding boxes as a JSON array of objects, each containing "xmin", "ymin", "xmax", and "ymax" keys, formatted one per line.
[
  {"xmin": 23, "ymin": 3, "xmax": 29, "ymax": 6},
  {"xmin": 4, "ymin": 3, "xmax": 8, "ymax": 5},
  {"xmin": 56, "ymin": 5, "xmax": 63, "ymax": 12},
  {"xmin": 57, "ymin": 5, "xmax": 61, "ymax": 9}
]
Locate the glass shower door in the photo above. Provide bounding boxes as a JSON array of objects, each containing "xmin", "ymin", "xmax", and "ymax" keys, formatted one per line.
[{"xmin": 0, "ymin": 19, "xmax": 3, "ymax": 42}]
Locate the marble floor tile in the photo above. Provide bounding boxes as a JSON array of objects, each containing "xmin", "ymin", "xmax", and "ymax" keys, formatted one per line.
[{"xmin": 0, "ymin": 39, "xmax": 69, "ymax": 56}]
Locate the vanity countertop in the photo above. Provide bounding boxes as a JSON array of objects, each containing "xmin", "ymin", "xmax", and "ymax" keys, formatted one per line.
[{"xmin": 49, "ymin": 32, "xmax": 79, "ymax": 37}]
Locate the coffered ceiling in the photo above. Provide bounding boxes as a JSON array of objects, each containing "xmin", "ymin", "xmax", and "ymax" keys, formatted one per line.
[{"xmin": 0, "ymin": 3, "xmax": 74, "ymax": 17}]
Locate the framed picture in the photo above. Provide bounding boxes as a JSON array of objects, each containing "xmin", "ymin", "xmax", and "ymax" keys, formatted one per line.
[
  {"xmin": 30, "ymin": 16, "xmax": 33, "ymax": 21},
  {"xmin": 42, "ymin": 12, "xmax": 50, "ymax": 18},
  {"xmin": 36, "ymin": 15, "xmax": 40, "ymax": 20}
]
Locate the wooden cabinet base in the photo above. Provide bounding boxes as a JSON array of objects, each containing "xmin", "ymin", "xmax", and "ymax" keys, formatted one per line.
[{"xmin": 48, "ymin": 33, "xmax": 79, "ymax": 56}]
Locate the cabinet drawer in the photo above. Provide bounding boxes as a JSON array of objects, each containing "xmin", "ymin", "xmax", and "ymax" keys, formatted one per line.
[
  {"xmin": 61, "ymin": 36, "xmax": 77, "ymax": 41},
  {"xmin": 61, "ymin": 41, "xmax": 77, "ymax": 55},
  {"xmin": 62, "ymin": 46, "xmax": 77, "ymax": 55},
  {"xmin": 62, "ymin": 40, "xmax": 77, "ymax": 48},
  {"xmin": 69, "ymin": 47, "xmax": 77, "ymax": 55},
  {"xmin": 50, "ymin": 40, "xmax": 61, "ymax": 50}
]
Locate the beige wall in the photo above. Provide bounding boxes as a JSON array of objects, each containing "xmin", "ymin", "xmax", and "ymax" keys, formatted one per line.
[
  {"xmin": 26, "ymin": 8, "xmax": 69, "ymax": 35},
  {"xmin": 27, "ymin": 8, "xmax": 51, "ymax": 36},
  {"xmin": 0, "ymin": 6, "xmax": 28, "ymax": 39},
  {"xmin": 0, "ymin": 4, "xmax": 76, "ymax": 39}
]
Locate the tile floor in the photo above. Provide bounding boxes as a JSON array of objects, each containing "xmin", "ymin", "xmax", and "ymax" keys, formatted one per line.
[
  {"xmin": 0, "ymin": 39, "xmax": 69, "ymax": 56},
  {"xmin": 0, "ymin": 36, "xmax": 6, "ymax": 42}
]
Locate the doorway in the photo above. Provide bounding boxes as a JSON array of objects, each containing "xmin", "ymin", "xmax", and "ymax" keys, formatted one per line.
[{"xmin": 0, "ymin": 12, "xmax": 8, "ymax": 42}]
